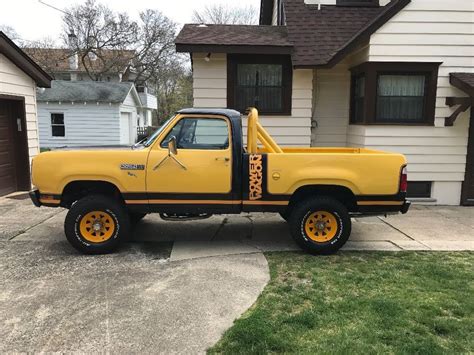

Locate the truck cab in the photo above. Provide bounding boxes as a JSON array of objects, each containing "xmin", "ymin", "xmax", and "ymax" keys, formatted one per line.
[{"xmin": 30, "ymin": 108, "xmax": 410, "ymax": 255}]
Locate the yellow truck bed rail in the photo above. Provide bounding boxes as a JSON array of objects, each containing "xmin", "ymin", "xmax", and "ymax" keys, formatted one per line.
[{"xmin": 247, "ymin": 108, "xmax": 283, "ymax": 154}]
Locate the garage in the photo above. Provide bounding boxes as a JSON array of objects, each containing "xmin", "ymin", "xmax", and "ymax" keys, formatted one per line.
[{"xmin": 0, "ymin": 31, "xmax": 52, "ymax": 196}]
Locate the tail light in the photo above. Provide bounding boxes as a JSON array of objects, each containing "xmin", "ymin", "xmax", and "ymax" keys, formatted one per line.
[{"xmin": 400, "ymin": 166, "xmax": 408, "ymax": 192}]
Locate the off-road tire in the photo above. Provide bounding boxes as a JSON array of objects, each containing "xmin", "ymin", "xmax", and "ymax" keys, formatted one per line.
[
  {"xmin": 288, "ymin": 197, "xmax": 351, "ymax": 255},
  {"xmin": 64, "ymin": 195, "xmax": 130, "ymax": 254}
]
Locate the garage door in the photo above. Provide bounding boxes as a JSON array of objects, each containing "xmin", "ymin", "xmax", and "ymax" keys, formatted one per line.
[
  {"xmin": 120, "ymin": 112, "xmax": 132, "ymax": 145},
  {"xmin": 0, "ymin": 100, "xmax": 18, "ymax": 195}
]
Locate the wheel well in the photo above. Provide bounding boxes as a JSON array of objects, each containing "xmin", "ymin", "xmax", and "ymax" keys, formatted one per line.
[
  {"xmin": 61, "ymin": 181, "xmax": 123, "ymax": 208},
  {"xmin": 287, "ymin": 185, "xmax": 357, "ymax": 213}
]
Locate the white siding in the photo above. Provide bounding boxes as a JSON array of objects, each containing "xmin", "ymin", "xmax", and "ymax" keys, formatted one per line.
[
  {"xmin": 311, "ymin": 48, "xmax": 370, "ymax": 147},
  {"xmin": 312, "ymin": 65, "xmax": 350, "ymax": 146},
  {"xmin": 0, "ymin": 53, "xmax": 39, "ymax": 160},
  {"xmin": 38, "ymin": 103, "xmax": 121, "ymax": 148},
  {"xmin": 120, "ymin": 90, "xmax": 140, "ymax": 142},
  {"xmin": 360, "ymin": 0, "xmax": 474, "ymax": 204},
  {"xmin": 192, "ymin": 53, "xmax": 312, "ymax": 146}
]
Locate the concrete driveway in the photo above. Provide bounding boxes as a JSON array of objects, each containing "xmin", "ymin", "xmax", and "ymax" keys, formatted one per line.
[{"xmin": 1, "ymin": 195, "xmax": 473, "ymax": 353}]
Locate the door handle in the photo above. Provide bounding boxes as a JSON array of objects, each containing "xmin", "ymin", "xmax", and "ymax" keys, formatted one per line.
[
  {"xmin": 17, "ymin": 118, "xmax": 22, "ymax": 132},
  {"xmin": 215, "ymin": 157, "xmax": 230, "ymax": 162}
]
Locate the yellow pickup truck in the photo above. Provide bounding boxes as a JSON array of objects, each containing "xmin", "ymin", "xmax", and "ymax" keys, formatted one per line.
[{"xmin": 30, "ymin": 108, "xmax": 410, "ymax": 255}]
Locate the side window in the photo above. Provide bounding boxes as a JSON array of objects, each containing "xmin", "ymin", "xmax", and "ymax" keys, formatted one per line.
[
  {"xmin": 51, "ymin": 113, "xmax": 65, "ymax": 137},
  {"xmin": 161, "ymin": 118, "xmax": 229, "ymax": 150}
]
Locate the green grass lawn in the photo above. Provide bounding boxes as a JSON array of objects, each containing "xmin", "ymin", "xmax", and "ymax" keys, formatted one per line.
[{"xmin": 210, "ymin": 252, "xmax": 474, "ymax": 354}]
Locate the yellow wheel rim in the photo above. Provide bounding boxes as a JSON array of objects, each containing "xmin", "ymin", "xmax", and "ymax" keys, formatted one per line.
[
  {"xmin": 304, "ymin": 210, "xmax": 338, "ymax": 242},
  {"xmin": 79, "ymin": 211, "xmax": 115, "ymax": 243}
]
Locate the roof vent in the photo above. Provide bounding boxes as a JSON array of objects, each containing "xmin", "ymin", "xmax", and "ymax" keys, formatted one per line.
[{"xmin": 197, "ymin": 24, "xmax": 208, "ymax": 28}]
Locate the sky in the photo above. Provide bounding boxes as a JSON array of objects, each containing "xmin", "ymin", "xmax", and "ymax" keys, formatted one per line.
[{"xmin": 0, "ymin": 0, "xmax": 260, "ymax": 44}]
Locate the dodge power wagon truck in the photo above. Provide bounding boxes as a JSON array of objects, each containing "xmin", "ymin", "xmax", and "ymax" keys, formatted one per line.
[{"xmin": 29, "ymin": 108, "xmax": 410, "ymax": 255}]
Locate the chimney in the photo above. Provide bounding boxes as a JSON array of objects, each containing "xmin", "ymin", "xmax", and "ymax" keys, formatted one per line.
[{"xmin": 67, "ymin": 31, "xmax": 79, "ymax": 71}]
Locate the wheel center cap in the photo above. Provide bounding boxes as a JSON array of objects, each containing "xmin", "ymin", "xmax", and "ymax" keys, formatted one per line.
[
  {"xmin": 316, "ymin": 221, "xmax": 326, "ymax": 230},
  {"xmin": 92, "ymin": 222, "xmax": 102, "ymax": 232}
]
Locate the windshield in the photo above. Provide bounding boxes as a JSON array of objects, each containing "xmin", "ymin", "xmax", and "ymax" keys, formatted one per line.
[{"xmin": 143, "ymin": 115, "xmax": 175, "ymax": 147}]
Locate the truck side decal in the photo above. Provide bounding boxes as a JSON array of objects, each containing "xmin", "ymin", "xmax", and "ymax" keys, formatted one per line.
[{"xmin": 249, "ymin": 154, "xmax": 263, "ymax": 200}]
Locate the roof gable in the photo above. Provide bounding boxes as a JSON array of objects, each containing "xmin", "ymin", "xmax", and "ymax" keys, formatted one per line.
[
  {"xmin": 0, "ymin": 31, "xmax": 52, "ymax": 87},
  {"xmin": 284, "ymin": 0, "xmax": 410, "ymax": 67}
]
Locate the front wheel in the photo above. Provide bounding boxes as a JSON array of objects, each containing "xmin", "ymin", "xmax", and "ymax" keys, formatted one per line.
[
  {"xmin": 64, "ymin": 195, "xmax": 131, "ymax": 254},
  {"xmin": 288, "ymin": 197, "xmax": 351, "ymax": 255}
]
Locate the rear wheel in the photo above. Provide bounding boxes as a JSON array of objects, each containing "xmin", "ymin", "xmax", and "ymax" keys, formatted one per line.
[
  {"xmin": 289, "ymin": 197, "xmax": 351, "ymax": 255},
  {"xmin": 64, "ymin": 195, "xmax": 130, "ymax": 254}
]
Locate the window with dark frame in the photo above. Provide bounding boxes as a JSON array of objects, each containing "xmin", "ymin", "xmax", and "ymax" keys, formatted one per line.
[
  {"xmin": 376, "ymin": 74, "xmax": 426, "ymax": 123},
  {"xmin": 51, "ymin": 113, "xmax": 65, "ymax": 137},
  {"xmin": 351, "ymin": 75, "xmax": 365, "ymax": 124},
  {"xmin": 228, "ymin": 55, "xmax": 292, "ymax": 115},
  {"xmin": 349, "ymin": 62, "xmax": 440, "ymax": 125},
  {"xmin": 407, "ymin": 181, "xmax": 432, "ymax": 198}
]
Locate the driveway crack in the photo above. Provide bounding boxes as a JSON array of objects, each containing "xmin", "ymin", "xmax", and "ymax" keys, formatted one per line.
[
  {"xmin": 8, "ymin": 211, "xmax": 63, "ymax": 241},
  {"xmin": 378, "ymin": 217, "xmax": 431, "ymax": 249}
]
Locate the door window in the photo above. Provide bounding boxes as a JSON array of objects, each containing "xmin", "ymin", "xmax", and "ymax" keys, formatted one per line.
[{"xmin": 161, "ymin": 118, "xmax": 229, "ymax": 150}]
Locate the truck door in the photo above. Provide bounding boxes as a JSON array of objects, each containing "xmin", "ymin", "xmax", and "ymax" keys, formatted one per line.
[{"xmin": 146, "ymin": 115, "xmax": 235, "ymax": 210}]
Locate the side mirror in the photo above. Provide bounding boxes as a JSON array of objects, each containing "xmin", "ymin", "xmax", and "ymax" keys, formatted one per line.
[{"xmin": 168, "ymin": 136, "xmax": 178, "ymax": 156}]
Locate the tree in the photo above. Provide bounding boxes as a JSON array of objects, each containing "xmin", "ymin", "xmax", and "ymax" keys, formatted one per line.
[
  {"xmin": 63, "ymin": 0, "xmax": 176, "ymax": 83},
  {"xmin": 0, "ymin": 25, "xmax": 21, "ymax": 42},
  {"xmin": 192, "ymin": 4, "xmax": 258, "ymax": 25},
  {"xmin": 154, "ymin": 55, "xmax": 193, "ymax": 123}
]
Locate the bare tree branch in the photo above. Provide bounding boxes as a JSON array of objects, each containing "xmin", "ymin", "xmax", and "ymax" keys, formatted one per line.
[{"xmin": 192, "ymin": 4, "xmax": 258, "ymax": 25}]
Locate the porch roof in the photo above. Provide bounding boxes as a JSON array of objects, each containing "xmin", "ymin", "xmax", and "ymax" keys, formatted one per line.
[
  {"xmin": 445, "ymin": 73, "xmax": 474, "ymax": 126},
  {"xmin": 450, "ymin": 73, "xmax": 474, "ymax": 97},
  {"xmin": 175, "ymin": 24, "xmax": 293, "ymax": 55}
]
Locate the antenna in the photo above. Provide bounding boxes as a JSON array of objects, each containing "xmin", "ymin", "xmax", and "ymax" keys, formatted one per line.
[{"xmin": 38, "ymin": 0, "xmax": 70, "ymax": 15}]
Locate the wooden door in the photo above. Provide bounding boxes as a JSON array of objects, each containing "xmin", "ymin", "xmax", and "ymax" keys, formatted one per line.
[
  {"xmin": 0, "ymin": 99, "xmax": 29, "ymax": 196},
  {"xmin": 461, "ymin": 108, "xmax": 474, "ymax": 205}
]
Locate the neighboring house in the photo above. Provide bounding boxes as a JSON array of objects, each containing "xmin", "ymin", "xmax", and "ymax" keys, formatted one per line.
[
  {"xmin": 24, "ymin": 47, "xmax": 158, "ymax": 133},
  {"xmin": 37, "ymin": 80, "xmax": 145, "ymax": 148},
  {"xmin": 175, "ymin": 0, "xmax": 474, "ymax": 206},
  {"xmin": 24, "ymin": 47, "xmax": 136, "ymax": 82},
  {"xmin": 0, "ymin": 31, "xmax": 52, "ymax": 196}
]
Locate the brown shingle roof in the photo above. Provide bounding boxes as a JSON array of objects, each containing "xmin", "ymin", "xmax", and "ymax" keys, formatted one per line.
[
  {"xmin": 175, "ymin": 0, "xmax": 410, "ymax": 67},
  {"xmin": 285, "ymin": 0, "xmax": 410, "ymax": 67},
  {"xmin": 175, "ymin": 24, "xmax": 292, "ymax": 54},
  {"xmin": 22, "ymin": 48, "xmax": 135, "ymax": 77}
]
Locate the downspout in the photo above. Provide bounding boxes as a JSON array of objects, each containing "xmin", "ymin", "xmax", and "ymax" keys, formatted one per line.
[{"xmin": 310, "ymin": 69, "xmax": 318, "ymax": 147}]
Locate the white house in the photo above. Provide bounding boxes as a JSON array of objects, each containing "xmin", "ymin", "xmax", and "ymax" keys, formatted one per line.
[
  {"xmin": 175, "ymin": 0, "xmax": 474, "ymax": 206},
  {"xmin": 23, "ymin": 47, "xmax": 159, "ymax": 132},
  {"xmin": 0, "ymin": 31, "xmax": 52, "ymax": 196},
  {"xmin": 37, "ymin": 80, "xmax": 148, "ymax": 148}
]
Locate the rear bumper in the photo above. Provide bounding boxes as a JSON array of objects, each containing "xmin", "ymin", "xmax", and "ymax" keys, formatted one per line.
[
  {"xmin": 29, "ymin": 189, "xmax": 41, "ymax": 207},
  {"xmin": 400, "ymin": 201, "xmax": 411, "ymax": 214}
]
